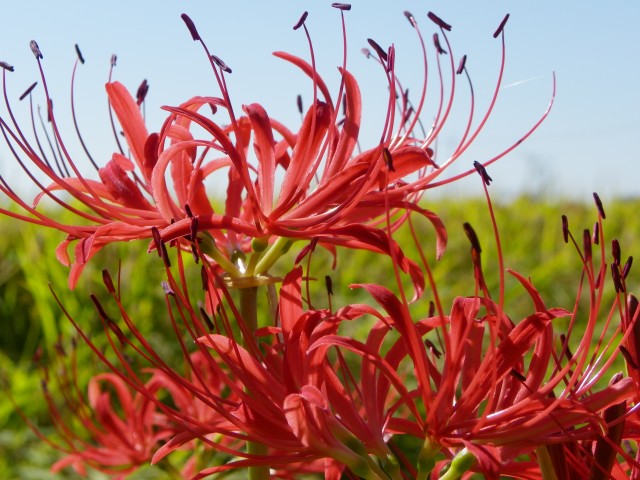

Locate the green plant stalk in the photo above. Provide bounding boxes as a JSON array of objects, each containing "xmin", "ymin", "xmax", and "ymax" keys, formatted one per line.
[
  {"xmin": 240, "ymin": 286, "xmax": 270, "ymax": 480},
  {"xmin": 253, "ymin": 236, "xmax": 292, "ymax": 276},
  {"xmin": 438, "ymin": 448, "xmax": 475, "ymax": 480},
  {"xmin": 536, "ymin": 446, "xmax": 559, "ymax": 480},
  {"xmin": 417, "ymin": 436, "xmax": 439, "ymax": 480}
]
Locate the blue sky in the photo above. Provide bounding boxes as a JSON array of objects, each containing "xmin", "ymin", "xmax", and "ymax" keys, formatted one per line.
[{"xmin": 0, "ymin": 1, "xmax": 638, "ymax": 201}]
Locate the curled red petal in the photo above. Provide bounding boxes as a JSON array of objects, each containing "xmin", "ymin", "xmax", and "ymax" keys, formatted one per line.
[
  {"xmin": 98, "ymin": 156, "xmax": 154, "ymax": 211},
  {"xmin": 244, "ymin": 103, "xmax": 276, "ymax": 215},
  {"xmin": 105, "ymin": 82, "xmax": 150, "ymax": 181}
]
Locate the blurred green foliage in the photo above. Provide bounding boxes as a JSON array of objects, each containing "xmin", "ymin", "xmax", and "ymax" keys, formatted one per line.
[{"xmin": 0, "ymin": 196, "xmax": 638, "ymax": 478}]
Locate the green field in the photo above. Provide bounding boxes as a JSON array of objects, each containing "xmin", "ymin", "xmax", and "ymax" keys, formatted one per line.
[{"xmin": 1, "ymin": 196, "xmax": 638, "ymax": 478}]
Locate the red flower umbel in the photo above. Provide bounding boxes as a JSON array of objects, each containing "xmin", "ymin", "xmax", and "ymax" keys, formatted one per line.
[{"xmin": 0, "ymin": 9, "xmax": 551, "ymax": 290}]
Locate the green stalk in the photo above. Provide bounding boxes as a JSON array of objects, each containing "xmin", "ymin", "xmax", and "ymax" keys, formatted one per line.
[
  {"xmin": 536, "ymin": 446, "xmax": 559, "ymax": 480},
  {"xmin": 254, "ymin": 236, "xmax": 293, "ymax": 275},
  {"xmin": 240, "ymin": 286, "xmax": 270, "ymax": 480},
  {"xmin": 438, "ymin": 448, "xmax": 475, "ymax": 480}
]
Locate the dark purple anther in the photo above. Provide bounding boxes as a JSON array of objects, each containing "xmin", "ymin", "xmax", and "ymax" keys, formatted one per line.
[
  {"xmin": 404, "ymin": 11, "xmax": 417, "ymax": 28},
  {"xmin": 108, "ymin": 320, "xmax": 127, "ymax": 346},
  {"xmin": 110, "ymin": 54, "xmax": 117, "ymax": 67},
  {"xmin": 463, "ymin": 222, "xmax": 482, "ymax": 253},
  {"xmin": 628, "ymin": 294, "xmax": 639, "ymax": 326},
  {"xmin": 211, "ymin": 55, "xmax": 232, "ymax": 73},
  {"xmin": 593, "ymin": 192, "xmax": 606, "ymax": 218},
  {"xmin": 427, "ymin": 12, "xmax": 452, "ymax": 31},
  {"xmin": 612, "ymin": 239, "xmax": 621, "ymax": 265},
  {"xmin": 200, "ymin": 266, "xmax": 209, "ymax": 291},
  {"xmin": 30, "ymin": 40, "xmax": 43, "ymax": 59},
  {"xmin": 0, "ymin": 61, "xmax": 14, "ymax": 72},
  {"xmin": 160, "ymin": 242, "xmax": 171, "ymax": 268},
  {"xmin": 296, "ymin": 94, "xmax": 303, "ymax": 114},
  {"xmin": 136, "ymin": 79, "xmax": 149, "ymax": 106},
  {"xmin": 623, "ymin": 256, "xmax": 633, "ymax": 279},
  {"xmin": 583, "ymin": 229, "xmax": 592, "ymax": 261},
  {"xmin": 424, "ymin": 339, "xmax": 442, "ymax": 358},
  {"xmin": 433, "ymin": 33, "xmax": 447, "ymax": 54},
  {"xmin": 19, "ymin": 82, "xmax": 38, "ymax": 101},
  {"xmin": 561, "ymin": 215, "xmax": 569, "ymax": 243},
  {"xmin": 592, "ymin": 221, "xmax": 599, "ymax": 245},
  {"xmin": 611, "ymin": 264, "xmax": 623, "ymax": 293},
  {"xmin": 493, "ymin": 14, "xmax": 510, "ymax": 38},
  {"xmin": 293, "ymin": 11, "xmax": 308, "ymax": 30},
  {"xmin": 200, "ymin": 307, "xmax": 215, "ymax": 332},
  {"xmin": 75, "ymin": 44, "xmax": 85, "ymax": 64},
  {"xmin": 190, "ymin": 216, "xmax": 199, "ymax": 242},
  {"xmin": 151, "ymin": 226, "xmax": 163, "ymax": 258},
  {"xmin": 102, "ymin": 269, "xmax": 116, "ymax": 294},
  {"xmin": 90, "ymin": 294, "xmax": 111, "ymax": 321},
  {"xmin": 331, "ymin": 3, "xmax": 351, "ymax": 11},
  {"xmin": 367, "ymin": 38, "xmax": 388, "ymax": 62},
  {"xmin": 473, "ymin": 161, "xmax": 492, "ymax": 186},
  {"xmin": 456, "ymin": 55, "xmax": 467, "ymax": 75},
  {"xmin": 184, "ymin": 203, "xmax": 194, "ymax": 218},
  {"xmin": 325, "ymin": 275, "xmax": 333, "ymax": 296},
  {"xmin": 181, "ymin": 13, "xmax": 201, "ymax": 41},
  {"xmin": 383, "ymin": 147, "xmax": 395, "ymax": 172}
]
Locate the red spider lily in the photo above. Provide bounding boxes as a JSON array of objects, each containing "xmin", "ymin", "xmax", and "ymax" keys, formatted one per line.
[
  {"xmin": 279, "ymin": 186, "xmax": 639, "ymax": 478},
  {"xmin": 518, "ymin": 204, "xmax": 640, "ymax": 480},
  {"xmin": 0, "ymin": 8, "xmax": 552, "ymax": 290},
  {"xmin": 44, "ymin": 242, "xmax": 408, "ymax": 477},
  {"xmin": 20, "ymin": 342, "xmax": 178, "ymax": 480},
  {"xmin": 47, "ymin": 373, "xmax": 169, "ymax": 478},
  {"xmin": 151, "ymin": 265, "xmax": 399, "ymax": 478},
  {"xmin": 377, "ymin": 189, "xmax": 640, "ymax": 478},
  {"xmin": 29, "ymin": 302, "xmax": 247, "ymax": 478}
]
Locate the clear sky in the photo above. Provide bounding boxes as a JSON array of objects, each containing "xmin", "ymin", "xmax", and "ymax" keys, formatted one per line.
[{"xmin": 0, "ymin": 1, "xmax": 638, "ymax": 201}]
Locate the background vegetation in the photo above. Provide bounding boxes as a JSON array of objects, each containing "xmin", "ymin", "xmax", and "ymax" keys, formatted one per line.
[{"xmin": 1, "ymin": 196, "xmax": 638, "ymax": 478}]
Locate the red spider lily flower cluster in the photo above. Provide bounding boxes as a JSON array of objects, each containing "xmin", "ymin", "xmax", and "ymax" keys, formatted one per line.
[
  {"xmin": 0, "ymin": 6, "xmax": 548, "ymax": 292},
  {"xmin": 2, "ymin": 4, "xmax": 639, "ymax": 480},
  {"xmin": 30, "ymin": 190, "xmax": 640, "ymax": 479}
]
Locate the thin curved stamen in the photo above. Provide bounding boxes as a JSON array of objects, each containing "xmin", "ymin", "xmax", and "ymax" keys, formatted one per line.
[
  {"xmin": 107, "ymin": 54, "xmax": 126, "ymax": 156},
  {"xmin": 422, "ymin": 24, "xmax": 457, "ymax": 151},
  {"xmin": 390, "ymin": 11, "xmax": 429, "ymax": 150},
  {"xmin": 70, "ymin": 44, "xmax": 99, "ymax": 170},
  {"xmin": 32, "ymin": 49, "xmax": 113, "ymax": 209}
]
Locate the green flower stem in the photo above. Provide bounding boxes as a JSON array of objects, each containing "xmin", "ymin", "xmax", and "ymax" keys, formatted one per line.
[
  {"xmin": 199, "ymin": 232, "xmax": 242, "ymax": 278},
  {"xmin": 240, "ymin": 286, "xmax": 259, "ymax": 335},
  {"xmin": 254, "ymin": 236, "xmax": 293, "ymax": 276},
  {"xmin": 240, "ymin": 286, "xmax": 270, "ymax": 480},
  {"xmin": 535, "ymin": 446, "xmax": 559, "ymax": 480},
  {"xmin": 416, "ymin": 437, "xmax": 439, "ymax": 480},
  {"xmin": 245, "ymin": 250, "xmax": 263, "ymax": 278},
  {"xmin": 438, "ymin": 448, "xmax": 475, "ymax": 480}
]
